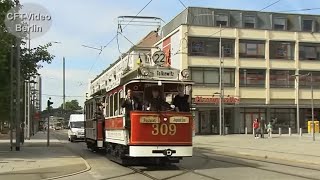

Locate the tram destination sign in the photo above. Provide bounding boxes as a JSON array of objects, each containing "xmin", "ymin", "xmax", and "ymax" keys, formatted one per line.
[
  {"xmin": 194, "ymin": 96, "xmax": 240, "ymax": 104},
  {"xmin": 148, "ymin": 68, "xmax": 179, "ymax": 80}
]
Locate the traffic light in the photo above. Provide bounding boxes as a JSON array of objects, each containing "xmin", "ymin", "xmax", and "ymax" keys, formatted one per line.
[{"xmin": 47, "ymin": 97, "xmax": 53, "ymax": 110}]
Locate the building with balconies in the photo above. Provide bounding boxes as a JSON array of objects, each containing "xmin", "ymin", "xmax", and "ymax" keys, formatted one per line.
[{"xmin": 155, "ymin": 7, "xmax": 320, "ymax": 135}]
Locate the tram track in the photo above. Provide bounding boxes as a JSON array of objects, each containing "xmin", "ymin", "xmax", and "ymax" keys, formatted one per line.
[
  {"xmin": 52, "ymin": 131, "xmax": 320, "ymax": 180},
  {"xmin": 193, "ymin": 151, "xmax": 320, "ymax": 180}
]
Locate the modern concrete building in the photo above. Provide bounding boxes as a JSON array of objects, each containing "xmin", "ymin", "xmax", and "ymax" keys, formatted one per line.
[{"xmin": 155, "ymin": 7, "xmax": 320, "ymax": 135}]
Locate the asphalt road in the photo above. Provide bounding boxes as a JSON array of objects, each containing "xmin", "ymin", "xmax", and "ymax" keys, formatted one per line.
[{"xmin": 53, "ymin": 130, "xmax": 320, "ymax": 180}]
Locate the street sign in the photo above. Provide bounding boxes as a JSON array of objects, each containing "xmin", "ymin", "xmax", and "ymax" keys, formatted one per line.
[{"xmin": 152, "ymin": 51, "xmax": 166, "ymax": 66}]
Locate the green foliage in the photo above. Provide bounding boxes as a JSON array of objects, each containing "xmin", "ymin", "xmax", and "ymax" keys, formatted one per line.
[
  {"xmin": 60, "ymin": 100, "xmax": 83, "ymax": 111},
  {"xmin": 0, "ymin": 0, "xmax": 55, "ymax": 123}
]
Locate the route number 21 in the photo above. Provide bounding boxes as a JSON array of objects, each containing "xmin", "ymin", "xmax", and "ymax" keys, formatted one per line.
[{"xmin": 152, "ymin": 124, "xmax": 176, "ymax": 136}]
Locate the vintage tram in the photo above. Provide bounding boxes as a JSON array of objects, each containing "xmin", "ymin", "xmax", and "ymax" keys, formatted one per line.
[{"xmin": 84, "ymin": 53, "xmax": 194, "ymax": 164}]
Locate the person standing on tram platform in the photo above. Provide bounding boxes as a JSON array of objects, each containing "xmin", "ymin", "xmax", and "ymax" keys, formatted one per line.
[
  {"xmin": 146, "ymin": 87, "xmax": 172, "ymax": 111},
  {"xmin": 172, "ymin": 85, "xmax": 190, "ymax": 112},
  {"xmin": 121, "ymin": 89, "xmax": 141, "ymax": 128}
]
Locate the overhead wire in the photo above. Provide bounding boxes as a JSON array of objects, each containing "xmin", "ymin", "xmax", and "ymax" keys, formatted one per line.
[
  {"xmin": 174, "ymin": 0, "xmax": 282, "ymax": 55},
  {"xmin": 87, "ymin": 0, "xmax": 154, "ymax": 74},
  {"xmin": 100, "ymin": 0, "xmax": 154, "ymax": 52},
  {"xmin": 277, "ymin": 7, "xmax": 320, "ymax": 13}
]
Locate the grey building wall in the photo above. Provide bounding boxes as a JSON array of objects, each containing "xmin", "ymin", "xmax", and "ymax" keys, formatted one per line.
[{"xmin": 162, "ymin": 7, "xmax": 320, "ymax": 37}]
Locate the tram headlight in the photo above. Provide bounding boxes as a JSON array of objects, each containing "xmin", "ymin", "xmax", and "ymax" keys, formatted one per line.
[
  {"xmin": 139, "ymin": 67, "xmax": 149, "ymax": 76},
  {"xmin": 181, "ymin": 69, "xmax": 190, "ymax": 79}
]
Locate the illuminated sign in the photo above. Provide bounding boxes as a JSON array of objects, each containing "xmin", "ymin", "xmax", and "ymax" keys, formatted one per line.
[{"xmin": 194, "ymin": 96, "xmax": 240, "ymax": 104}]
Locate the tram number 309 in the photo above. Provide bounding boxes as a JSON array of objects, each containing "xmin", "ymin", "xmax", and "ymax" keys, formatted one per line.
[{"xmin": 152, "ymin": 124, "xmax": 176, "ymax": 136}]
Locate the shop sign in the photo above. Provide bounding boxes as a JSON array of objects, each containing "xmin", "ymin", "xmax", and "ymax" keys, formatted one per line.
[{"xmin": 194, "ymin": 96, "xmax": 240, "ymax": 104}]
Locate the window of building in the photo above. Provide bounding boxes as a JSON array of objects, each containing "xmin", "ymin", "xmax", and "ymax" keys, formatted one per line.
[
  {"xmin": 302, "ymin": 19, "xmax": 314, "ymax": 32},
  {"xmin": 190, "ymin": 40, "xmax": 205, "ymax": 55},
  {"xmin": 191, "ymin": 68, "xmax": 204, "ymax": 84},
  {"xmin": 270, "ymin": 109, "xmax": 296, "ymax": 131},
  {"xmin": 273, "ymin": 17, "xmax": 286, "ymax": 30},
  {"xmin": 299, "ymin": 43, "xmax": 320, "ymax": 60},
  {"xmin": 239, "ymin": 40, "xmax": 265, "ymax": 58},
  {"xmin": 244, "ymin": 16, "xmax": 256, "ymax": 28},
  {"xmin": 270, "ymin": 70, "xmax": 295, "ymax": 88},
  {"xmin": 299, "ymin": 71, "xmax": 320, "ymax": 88},
  {"xmin": 240, "ymin": 69, "xmax": 266, "ymax": 87},
  {"xmin": 223, "ymin": 69, "xmax": 235, "ymax": 86},
  {"xmin": 188, "ymin": 37, "xmax": 235, "ymax": 57},
  {"xmin": 215, "ymin": 14, "xmax": 228, "ymax": 27},
  {"xmin": 269, "ymin": 41, "xmax": 294, "ymax": 60},
  {"xmin": 190, "ymin": 67, "xmax": 235, "ymax": 86}
]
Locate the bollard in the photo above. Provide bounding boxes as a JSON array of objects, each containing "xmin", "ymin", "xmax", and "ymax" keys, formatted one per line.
[
  {"xmin": 245, "ymin": 127, "xmax": 248, "ymax": 135},
  {"xmin": 225, "ymin": 127, "xmax": 229, "ymax": 135},
  {"xmin": 289, "ymin": 127, "xmax": 291, "ymax": 136},
  {"xmin": 279, "ymin": 127, "xmax": 282, "ymax": 136},
  {"xmin": 300, "ymin": 128, "xmax": 303, "ymax": 136}
]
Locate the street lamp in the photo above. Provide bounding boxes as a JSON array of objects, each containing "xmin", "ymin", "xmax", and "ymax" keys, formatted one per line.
[
  {"xmin": 291, "ymin": 72, "xmax": 314, "ymax": 140},
  {"xmin": 310, "ymin": 73, "xmax": 315, "ymax": 141}
]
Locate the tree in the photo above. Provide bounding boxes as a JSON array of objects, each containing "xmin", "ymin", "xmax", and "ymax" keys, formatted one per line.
[
  {"xmin": 60, "ymin": 100, "xmax": 83, "ymax": 111},
  {"xmin": 0, "ymin": 0, "xmax": 54, "ymax": 126}
]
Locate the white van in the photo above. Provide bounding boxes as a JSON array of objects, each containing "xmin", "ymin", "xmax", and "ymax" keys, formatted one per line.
[{"xmin": 68, "ymin": 114, "xmax": 85, "ymax": 142}]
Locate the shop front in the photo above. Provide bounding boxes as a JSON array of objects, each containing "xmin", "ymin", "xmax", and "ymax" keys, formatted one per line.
[{"xmin": 193, "ymin": 96, "xmax": 240, "ymax": 135}]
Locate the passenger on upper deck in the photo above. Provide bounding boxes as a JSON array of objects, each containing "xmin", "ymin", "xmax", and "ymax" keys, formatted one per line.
[
  {"xmin": 172, "ymin": 85, "xmax": 190, "ymax": 112},
  {"xmin": 121, "ymin": 89, "xmax": 141, "ymax": 128},
  {"xmin": 146, "ymin": 87, "xmax": 172, "ymax": 111}
]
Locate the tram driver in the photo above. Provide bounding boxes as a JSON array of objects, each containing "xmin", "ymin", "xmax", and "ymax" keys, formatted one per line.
[
  {"xmin": 121, "ymin": 89, "xmax": 141, "ymax": 128},
  {"xmin": 172, "ymin": 85, "xmax": 190, "ymax": 112},
  {"xmin": 146, "ymin": 87, "xmax": 174, "ymax": 111}
]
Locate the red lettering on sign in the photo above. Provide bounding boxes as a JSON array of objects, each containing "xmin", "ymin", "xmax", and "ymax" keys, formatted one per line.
[{"xmin": 194, "ymin": 96, "xmax": 240, "ymax": 104}]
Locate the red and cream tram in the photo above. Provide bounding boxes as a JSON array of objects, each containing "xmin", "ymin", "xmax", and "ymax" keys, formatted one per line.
[{"xmin": 84, "ymin": 54, "xmax": 194, "ymax": 164}]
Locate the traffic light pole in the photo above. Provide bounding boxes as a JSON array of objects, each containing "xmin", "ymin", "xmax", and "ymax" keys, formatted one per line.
[
  {"xmin": 47, "ymin": 114, "xmax": 50, "ymax": 147},
  {"xmin": 47, "ymin": 98, "xmax": 53, "ymax": 146}
]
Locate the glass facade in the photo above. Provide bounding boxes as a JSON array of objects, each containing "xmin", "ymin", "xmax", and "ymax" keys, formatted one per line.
[
  {"xmin": 239, "ymin": 40, "xmax": 265, "ymax": 58},
  {"xmin": 190, "ymin": 67, "xmax": 235, "ymax": 87},
  {"xmin": 240, "ymin": 69, "xmax": 266, "ymax": 87},
  {"xmin": 299, "ymin": 43, "xmax": 320, "ymax": 60},
  {"xmin": 188, "ymin": 37, "xmax": 235, "ymax": 57},
  {"xmin": 269, "ymin": 70, "xmax": 295, "ymax": 88},
  {"xmin": 269, "ymin": 41, "xmax": 294, "ymax": 60}
]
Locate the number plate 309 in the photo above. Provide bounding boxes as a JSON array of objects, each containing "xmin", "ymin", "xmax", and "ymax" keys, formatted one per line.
[{"xmin": 151, "ymin": 123, "xmax": 176, "ymax": 136}]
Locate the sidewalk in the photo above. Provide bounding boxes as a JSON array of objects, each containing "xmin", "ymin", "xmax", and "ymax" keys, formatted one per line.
[
  {"xmin": 194, "ymin": 133, "xmax": 320, "ymax": 165},
  {"xmin": 0, "ymin": 132, "xmax": 89, "ymax": 180}
]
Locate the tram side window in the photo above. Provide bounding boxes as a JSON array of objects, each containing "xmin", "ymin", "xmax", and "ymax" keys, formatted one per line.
[
  {"xmin": 105, "ymin": 96, "xmax": 109, "ymax": 117},
  {"xmin": 114, "ymin": 92, "xmax": 119, "ymax": 116},
  {"xmin": 119, "ymin": 90, "xmax": 123, "ymax": 115},
  {"xmin": 90, "ymin": 102, "xmax": 93, "ymax": 119},
  {"xmin": 110, "ymin": 94, "xmax": 114, "ymax": 117}
]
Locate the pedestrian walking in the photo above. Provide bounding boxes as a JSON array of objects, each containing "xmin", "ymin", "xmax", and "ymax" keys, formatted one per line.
[
  {"xmin": 253, "ymin": 119, "xmax": 259, "ymax": 139},
  {"xmin": 267, "ymin": 122, "xmax": 273, "ymax": 138}
]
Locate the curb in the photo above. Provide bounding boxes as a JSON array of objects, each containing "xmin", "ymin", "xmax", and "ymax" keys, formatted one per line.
[
  {"xmin": 43, "ymin": 132, "xmax": 91, "ymax": 180},
  {"xmin": 43, "ymin": 158, "xmax": 91, "ymax": 180}
]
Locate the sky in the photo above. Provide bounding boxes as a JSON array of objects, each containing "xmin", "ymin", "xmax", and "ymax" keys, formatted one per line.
[{"xmin": 19, "ymin": 0, "xmax": 320, "ymax": 110}]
